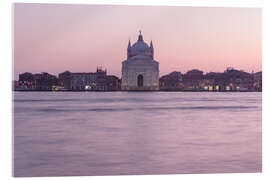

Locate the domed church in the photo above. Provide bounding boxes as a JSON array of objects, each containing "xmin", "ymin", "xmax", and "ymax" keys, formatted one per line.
[{"xmin": 121, "ymin": 31, "xmax": 159, "ymax": 90}]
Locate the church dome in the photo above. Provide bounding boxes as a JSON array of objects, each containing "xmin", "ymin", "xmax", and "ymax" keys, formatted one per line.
[
  {"xmin": 130, "ymin": 41, "xmax": 150, "ymax": 54},
  {"xmin": 127, "ymin": 31, "xmax": 153, "ymax": 59}
]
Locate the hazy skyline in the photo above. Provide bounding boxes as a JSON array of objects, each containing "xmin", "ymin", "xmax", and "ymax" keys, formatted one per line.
[{"xmin": 13, "ymin": 3, "xmax": 261, "ymax": 80}]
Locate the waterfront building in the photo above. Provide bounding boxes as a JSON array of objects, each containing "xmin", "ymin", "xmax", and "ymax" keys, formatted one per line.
[
  {"xmin": 159, "ymin": 71, "xmax": 183, "ymax": 91},
  {"xmin": 18, "ymin": 72, "xmax": 58, "ymax": 90},
  {"xmin": 33, "ymin": 72, "xmax": 58, "ymax": 90},
  {"xmin": 70, "ymin": 72, "xmax": 97, "ymax": 91},
  {"xmin": 182, "ymin": 69, "xmax": 204, "ymax": 91},
  {"xmin": 95, "ymin": 67, "xmax": 107, "ymax": 91},
  {"xmin": 106, "ymin": 75, "xmax": 121, "ymax": 91},
  {"xmin": 198, "ymin": 79, "xmax": 215, "ymax": 91},
  {"xmin": 121, "ymin": 31, "xmax": 159, "ymax": 90},
  {"xmin": 58, "ymin": 71, "xmax": 72, "ymax": 90},
  {"xmin": 18, "ymin": 72, "xmax": 36, "ymax": 90},
  {"xmin": 253, "ymin": 71, "xmax": 262, "ymax": 91},
  {"xmin": 223, "ymin": 68, "xmax": 252, "ymax": 91},
  {"xmin": 204, "ymin": 72, "xmax": 225, "ymax": 91},
  {"xmin": 58, "ymin": 67, "xmax": 113, "ymax": 91}
]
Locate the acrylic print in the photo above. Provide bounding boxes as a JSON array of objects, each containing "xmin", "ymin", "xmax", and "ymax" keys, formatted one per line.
[{"xmin": 13, "ymin": 3, "xmax": 262, "ymax": 177}]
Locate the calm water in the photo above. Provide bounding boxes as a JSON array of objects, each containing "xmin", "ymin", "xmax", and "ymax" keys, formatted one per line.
[{"xmin": 13, "ymin": 92, "xmax": 262, "ymax": 177}]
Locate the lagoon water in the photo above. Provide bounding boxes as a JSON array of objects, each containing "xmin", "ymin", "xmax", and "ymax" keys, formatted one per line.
[{"xmin": 13, "ymin": 92, "xmax": 262, "ymax": 177}]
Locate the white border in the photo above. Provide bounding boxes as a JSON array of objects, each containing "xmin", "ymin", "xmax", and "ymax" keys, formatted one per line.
[
  {"xmin": 5, "ymin": 0, "xmax": 264, "ymax": 7},
  {"xmin": 1, "ymin": 0, "xmax": 268, "ymax": 180}
]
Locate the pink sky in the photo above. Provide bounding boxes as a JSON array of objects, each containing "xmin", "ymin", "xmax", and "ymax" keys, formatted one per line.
[{"xmin": 13, "ymin": 3, "xmax": 261, "ymax": 80}]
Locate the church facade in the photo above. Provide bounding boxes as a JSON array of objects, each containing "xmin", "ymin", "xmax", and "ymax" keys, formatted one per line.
[{"xmin": 121, "ymin": 32, "xmax": 159, "ymax": 90}]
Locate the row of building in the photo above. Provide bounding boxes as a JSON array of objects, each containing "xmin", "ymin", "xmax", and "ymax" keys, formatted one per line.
[
  {"xmin": 159, "ymin": 68, "xmax": 262, "ymax": 92},
  {"xmin": 14, "ymin": 67, "xmax": 262, "ymax": 92},
  {"xmin": 15, "ymin": 67, "xmax": 121, "ymax": 91}
]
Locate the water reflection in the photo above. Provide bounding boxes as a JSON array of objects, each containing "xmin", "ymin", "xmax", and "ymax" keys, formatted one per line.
[{"xmin": 13, "ymin": 92, "xmax": 262, "ymax": 177}]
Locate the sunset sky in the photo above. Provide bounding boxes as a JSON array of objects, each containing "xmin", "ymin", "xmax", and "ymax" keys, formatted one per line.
[{"xmin": 13, "ymin": 3, "xmax": 261, "ymax": 80}]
